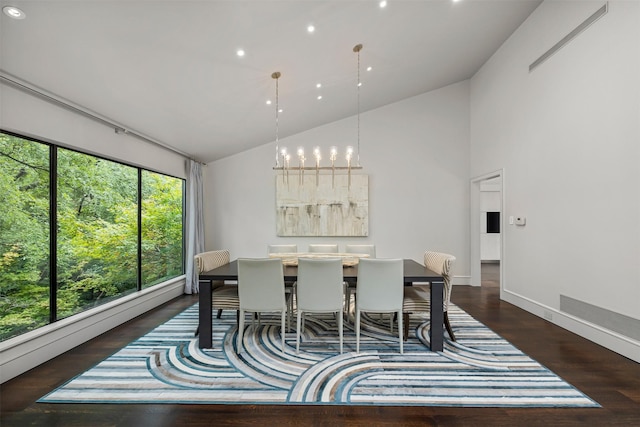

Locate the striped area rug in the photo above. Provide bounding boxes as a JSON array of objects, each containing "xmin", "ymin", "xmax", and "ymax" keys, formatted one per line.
[{"xmin": 39, "ymin": 303, "xmax": 599, "ymax": 407}]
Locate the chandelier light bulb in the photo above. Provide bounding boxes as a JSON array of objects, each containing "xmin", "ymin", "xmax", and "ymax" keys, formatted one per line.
[{"xmin": 346, "ymin": 146, "xmax": 354, "ymax": 161}]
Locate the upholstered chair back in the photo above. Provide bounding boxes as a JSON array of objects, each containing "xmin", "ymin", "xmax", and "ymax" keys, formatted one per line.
[{"xmin": 424, "ymin": 251, "xmax": 456, "ymax": 311}]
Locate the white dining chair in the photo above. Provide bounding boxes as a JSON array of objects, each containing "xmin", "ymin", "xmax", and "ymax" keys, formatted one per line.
[
  {"xmin": 267, "ymin": 244, "xmax": 297, "ymax": 314},
  {"xmin": 403, "ymin": 251, "xmax": 456, "ymax": 341},
  {"xmin": 267, "ymin": 244, "xmax": 298, "ymax": 254},
  {"xmin": 237, "ymin": 258, "xmax": 290, "ymax": 354},
  {"xmin": 345, "ymin": 244, "xmax": 376, "ymax": 257},
  {"xmin": 308, "ymin": 244, "xmax": 338, "ymax": 253},
  {"xmin": 295, "ymin": 258, "xmax": 344, "ymax": 354},
  {"xmin": 355, "ymin": 258, "xmax": 404, "ymax": 354},
  {"xmin": 344, "ymin": 244, "xmax": 376, "ymax": 312}
]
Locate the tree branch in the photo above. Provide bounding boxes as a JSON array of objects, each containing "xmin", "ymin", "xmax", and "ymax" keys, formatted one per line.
[{"xmin": 0, "ymin": 150, "xmax": 49, "ymax": 173}]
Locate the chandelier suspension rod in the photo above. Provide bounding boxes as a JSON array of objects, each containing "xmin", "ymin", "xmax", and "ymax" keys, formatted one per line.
[
  {"xmin": 272, "ymin": 71, "xmax": 281, "ymax": 167},
  {"xmin": 353, "ymin": 43, "xmax": 362, "ymax": 167}
]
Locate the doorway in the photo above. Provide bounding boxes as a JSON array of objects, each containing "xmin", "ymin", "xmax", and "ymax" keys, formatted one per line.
[{"xmin": 470, "ymin": 170, "xmax": 504, "ymax": 293}]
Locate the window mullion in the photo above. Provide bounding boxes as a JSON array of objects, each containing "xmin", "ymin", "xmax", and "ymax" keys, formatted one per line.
[
  {"xmin": 137, "ymin": 169, "xmax": 142, "ymax": 291},
  {"xmin": 50, "ymin": 145, "xmax": 57, "ymax": 323}
]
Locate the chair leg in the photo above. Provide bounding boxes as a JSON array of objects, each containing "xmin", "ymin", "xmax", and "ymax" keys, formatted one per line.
[
  {"xmin": 403, "ymin": 313, "xmax": 409, "ymax": 341},
  {"xmin": 355, "ymin": 310, "xmax": 361, "ymax": 353},
  {"xmin": 338, "ymin": 310, "xmax": 343, "ymax": 354},
  {"xmin": 194, "ymin": 325, "xmax": 199, "ymax": 337},
  {"xmin": 398, "ymin": 310, "xmax": 403, "ymax": 354},
  {"xmin": 296, "ymin": 310, "xmax": 302, "ymax": 354},
  {"xmin": 444, "ymin": 312, "xmax": 456, "ymax": 341},
  {"xmin": 216, "ymin": 309, "xmax": 223, "ymax": 319},
  {"xmin": 281, "ymin": 311, "xmax": 286, "ymax": 354},
  {"xmin": 237, "ymin": 310, "xmax": 245, "ymax": 353},
  {"xmin": 343, "ymin": 286, "xmax": 350, "ymax": 314}
]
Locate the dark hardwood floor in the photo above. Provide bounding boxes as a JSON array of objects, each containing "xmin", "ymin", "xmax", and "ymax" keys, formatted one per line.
[{"xmin": 2, "ymin": 269, "xmax": 639, "ymax": 426}]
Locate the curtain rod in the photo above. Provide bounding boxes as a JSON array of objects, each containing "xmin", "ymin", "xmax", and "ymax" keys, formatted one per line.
[{"xmin": 0, "ymin": 70, "xmax": 200, "ymax": 162}]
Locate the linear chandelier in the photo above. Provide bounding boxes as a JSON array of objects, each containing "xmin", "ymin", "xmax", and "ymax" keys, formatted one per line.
[{"xmin": 272, "ymin": 44, "xmax": 365, "ymax": 187}]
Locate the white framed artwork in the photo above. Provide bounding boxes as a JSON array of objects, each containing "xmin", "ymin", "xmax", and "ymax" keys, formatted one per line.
[{"xmin": 276, "ymin": 174, "xmax": 368, "ymax": 237}]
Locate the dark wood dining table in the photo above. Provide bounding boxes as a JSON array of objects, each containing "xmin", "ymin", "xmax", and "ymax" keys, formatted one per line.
[{"xmin": 198, "ymin": 258, "xmax": 446, "ymax": 351}]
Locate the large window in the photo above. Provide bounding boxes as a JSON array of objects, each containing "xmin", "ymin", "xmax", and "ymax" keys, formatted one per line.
[
  {"xmin": 0, "ymin": 134, "xmax": 50, "ymax": 340},
  {"xmin": 56, "ymin": 148, "xmax": 139, "ymax": 318},
  {"xmin": 141, "ymin": 170, "xmax": 184, "ymax": 288},
  {"xmin": 0, "ymin": 132, "xmax": 185, "ymax": 341}
]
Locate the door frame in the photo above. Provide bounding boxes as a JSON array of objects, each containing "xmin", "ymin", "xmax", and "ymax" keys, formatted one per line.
[{"xmin": 470, "ymin": 169, "xmax": 505, "ymax": 295}]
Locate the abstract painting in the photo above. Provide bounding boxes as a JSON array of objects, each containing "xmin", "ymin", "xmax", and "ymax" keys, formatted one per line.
[{"xmin": 276, "ymin": 174, "xmax": 368, "ymax": 236}]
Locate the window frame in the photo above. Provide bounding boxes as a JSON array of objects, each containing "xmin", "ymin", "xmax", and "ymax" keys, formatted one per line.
[{"xmin": 0, "ymin": 129, "xmax": 185, "ymax": 339}]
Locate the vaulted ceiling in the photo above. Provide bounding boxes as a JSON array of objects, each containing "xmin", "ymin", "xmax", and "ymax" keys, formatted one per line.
[{"xmin": 1, "ymin": 0, "xmax": 541, "ymax": 163}]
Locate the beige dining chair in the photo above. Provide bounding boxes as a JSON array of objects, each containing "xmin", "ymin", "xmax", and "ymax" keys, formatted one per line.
[
  {"xmin": 308, "ymin": 244, "xmax": 339, "ymax": 253},
  {"xmin": 237, "ymin": 258, "xmax": 290, "ymax": 354},
  {"xmin": 194, "ymin": 250, "xmax": 239, "ymax": 336},
  {"xmin": 355, "ymin": 258, "xmax": 404, "ymax": 354},
  {"xmin": 295, "ymin": 258, "xmax": 344, "ymax": 354},
  {"xmin": 402, "ymin": 251, "xmax": 456, "ymax": 342}
]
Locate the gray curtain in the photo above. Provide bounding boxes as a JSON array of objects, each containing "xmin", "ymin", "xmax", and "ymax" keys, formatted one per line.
[{"xmin": 184, "ymin": 160, "xmax": 204, "ymax": 294}]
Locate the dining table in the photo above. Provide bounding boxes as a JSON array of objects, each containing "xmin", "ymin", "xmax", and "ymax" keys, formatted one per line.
[{"xmin": 198, "ymin": 258, "xmax": 446, "ymax": 351}]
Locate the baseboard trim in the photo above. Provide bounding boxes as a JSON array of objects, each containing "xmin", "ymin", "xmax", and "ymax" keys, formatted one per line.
[
  {"xmin": 0, "ymin": 278, "xmax": 186, "ymax": 383},
  {"xmin": 502, "ymin": 289, "xmax": 640, "ymax": 363},
  {"xmin": 453, "ymin": 275, "xmax": 471, "ymax": 286}
]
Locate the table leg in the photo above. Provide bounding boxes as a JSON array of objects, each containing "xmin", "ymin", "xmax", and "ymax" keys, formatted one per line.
[
  {"xmin": 430, "ymin": 280, "xmax": 444, "ymax": 351},
  {"xmin": 199, "ymin": 281, "xmax": 212, "ymax": 348}
]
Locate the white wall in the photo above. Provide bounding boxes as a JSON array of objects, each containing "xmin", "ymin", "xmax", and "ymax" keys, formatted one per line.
[
  {"xmin": 470, "ymin": 0, "xmax": 640, "ymax": 361},
  {"xmin": 0, "ymin": 84, "xmax": 187, "ymax": 179},
  {"xmin": 0, "ymin": 82, "xmax": 188, "ymax": 382},
  {"xmin": 205, "ymin": 81, "xmax": 471, "ymax": 283}
]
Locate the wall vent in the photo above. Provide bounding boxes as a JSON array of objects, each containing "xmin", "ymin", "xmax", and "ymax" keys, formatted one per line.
[
  {"xmin": 529, "ymin": 2, "xmax": 608, "ymax": 72},
  {"xmin": 560, "ymin": 295, "xmax": 640, "ymax": 341}
]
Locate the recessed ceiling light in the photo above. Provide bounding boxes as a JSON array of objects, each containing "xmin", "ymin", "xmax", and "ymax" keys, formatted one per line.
[
  {"xmin": 379, "ymin": 1, "xmax": 387, "ymax": 8},
  {"xmin": 307, "ymin": 24, "xmax": 315, "ymax": 33},
  {"xmin": 236, "ymin": 49, "xmax": 245, "ymax": 57},
  {"xmin": 367, "ymin": 66, "xmax": 372, "ymax": 72},
  {"xmin": 3, "ymin": 6, "xmax": 26, "ymax": 19},
  {"xmin": 316, "ymin": 83, "xmax": 322, "ymax": 89}
]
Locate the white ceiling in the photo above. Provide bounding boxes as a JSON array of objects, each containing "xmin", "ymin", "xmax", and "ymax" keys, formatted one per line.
[{"xmin": 1, "ymin": 0, "xmax": 541, "ymax": 163}]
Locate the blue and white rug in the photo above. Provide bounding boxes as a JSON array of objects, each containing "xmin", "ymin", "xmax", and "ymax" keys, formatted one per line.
[{"xmin": 39, "ymin": 303, "xmax": 599, "ymax": 407}]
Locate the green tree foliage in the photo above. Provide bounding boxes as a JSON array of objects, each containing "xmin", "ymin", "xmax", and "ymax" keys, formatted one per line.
[
  {"xmin": 56, "ymin": 148, "xmax": 139, "ymax": 318},
  {"xmin": 0, "ymin": 134, "xmax": 50, "ymax": 338},
  {"xmin": 142, "ymin": 171, "xmax": 184, "ymax": 287},
  {"xmin": 0, "ymin": 133, "xmax": 184, "ymax": 341}
]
